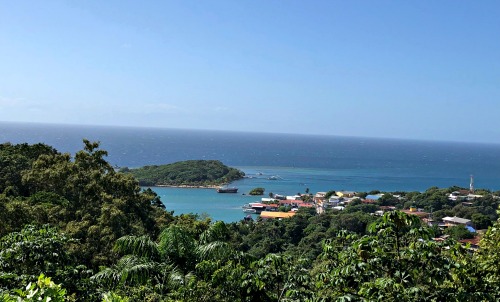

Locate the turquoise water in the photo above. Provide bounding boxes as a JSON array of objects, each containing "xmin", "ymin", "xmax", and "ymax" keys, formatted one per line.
[
  {"xmin": 3, "ymin": 122, "xmax": 500, "ymax": 222},
  {"xmin": 154, "ymin": 167, "xmax": 320, "ymax": 222},
  {"xmin": 154, "ymin": 165, "xmax": 471, "ymax": 222},
  {"xmin": 153, "ymin": 187, "xmax": 259, "ymax": 222}
]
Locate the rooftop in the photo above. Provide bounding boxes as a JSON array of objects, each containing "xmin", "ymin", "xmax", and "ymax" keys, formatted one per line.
[
  {"xmin": 260, "ymin": 211, "xmax": 296, "ymax": 219},
  {"xmin": 442, "ymin": 216, "xmax": 471, "ymax": 225},
  {"xmin": 401, "ymin": 209, "xmax": 429, "ymax": 217}
]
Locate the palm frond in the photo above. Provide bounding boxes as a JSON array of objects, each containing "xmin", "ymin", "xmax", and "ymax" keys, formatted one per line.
[
  {"xmin": 92, "ymin": 255, "xmax": 159, "ymax": 288},
  {"xmin": 91, "ymin": 267, "xmax": 121, "ymax": 288},
  {"xmin": 196, "ymin": 241, "xmax": 233, "ymax": 262},
  {"xmin": 113, "ymin": 235, "xmax": 159, "ymax": 260}
]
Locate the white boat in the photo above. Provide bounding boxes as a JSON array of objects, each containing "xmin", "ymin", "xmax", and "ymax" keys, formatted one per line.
[{"xmin": 243, "ymin": 208, "xmax": 257, "ymax": 214}]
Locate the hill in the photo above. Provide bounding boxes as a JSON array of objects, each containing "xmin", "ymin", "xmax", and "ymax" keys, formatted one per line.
[{"xmin": 124, "ymin": 160, "xmax": 245, "ymax": 187}]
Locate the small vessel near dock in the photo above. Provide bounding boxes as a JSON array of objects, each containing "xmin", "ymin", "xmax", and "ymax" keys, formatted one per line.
[
  {"xmin": 216, "ymin": 186, "xmax": 238, "ymax": 193},
  {"xmin": 242, "ymin": 202, "xmax": 269, "ymax": 214}
]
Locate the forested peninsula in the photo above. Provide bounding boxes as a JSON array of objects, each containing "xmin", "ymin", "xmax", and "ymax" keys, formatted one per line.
[
  {"xmin": 122, "ymin": 160, "xmax": 245, "ymax": 187},
  {"xmin": 2, "ymin": 140, "xmax": 500, "ymax": 301}
]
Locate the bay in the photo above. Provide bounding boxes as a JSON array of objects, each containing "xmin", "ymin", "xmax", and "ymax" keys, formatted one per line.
[{"xmin": 2, "ymin": 122, "xmax": 500, "ymax": 222}]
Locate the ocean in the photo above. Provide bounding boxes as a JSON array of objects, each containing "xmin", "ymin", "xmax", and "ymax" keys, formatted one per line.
[{"xmin": 2, "ymin": 121, "xmax": 500, "ymax": 222}]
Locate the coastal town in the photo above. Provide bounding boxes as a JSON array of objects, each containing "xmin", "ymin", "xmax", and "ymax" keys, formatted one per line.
[
  {"xmin": 2, "ymin": 141, "xmax": 500, "ymax": 300},
  {"xmin": 242, "ymin": 184, "xmax": 491, "ymax": 250}
]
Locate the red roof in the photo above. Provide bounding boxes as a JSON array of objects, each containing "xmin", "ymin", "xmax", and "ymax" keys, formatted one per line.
[
  {"xmin": 459, "ymin": 236, "xmax": 481, "ymax": 246},
  {"xmin": 249, "ymin": 203, "xmax": 267, "ymax": 208},
  {"xmin": 298, "ymin": 203, "xmax": 314, "ymax": 208}
]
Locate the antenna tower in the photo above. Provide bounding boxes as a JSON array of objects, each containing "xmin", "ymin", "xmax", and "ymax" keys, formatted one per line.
[{"xmin": 469, "ymin": 175, "xmax": 474, "ymax": 194}]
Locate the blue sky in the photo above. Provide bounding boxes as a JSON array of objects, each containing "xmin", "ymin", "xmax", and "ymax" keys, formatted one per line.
[{"xmin": 1, "ymin": 1, "xmax": 499, "ymax": 143}]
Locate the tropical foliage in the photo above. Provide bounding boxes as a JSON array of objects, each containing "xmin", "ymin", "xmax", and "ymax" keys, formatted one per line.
[
  {"xmin": 1, "ymin": 141, "xmax": 500, "ymax": 301},
  {"xmin": 248, "ymin": 187, "xmax": 265, "ymax": 195},
  {"xmin": 125, "ymin": 160, "xmax": 245, "ymax": 187}
]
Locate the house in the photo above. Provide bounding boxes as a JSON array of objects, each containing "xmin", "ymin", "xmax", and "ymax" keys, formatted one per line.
[
  {"xmin": 261, "ymin": 197, "xmax": 277, "ymax": 203},
  {"xmin": 260, "ymin": 211, "xmax": 296, "ymax": 219},
  {"xmin": 401, "ymin": 209, "xmax": 430, "ymax": 219},
  {"xmin": 442, "ymin": 216, "xmax": 472, "ymax": 227},
  {"xmin": 375, "ymin": 206, "xmax": 396, "ymax": 216},
  {"xmin": 336, "ymin": 191, "xmax": 356, "ymax": 198},
  {"xmin": 273, "ymin": 194, "xmax": 286, "ymax": 200},
  {"xmin": 279, "ymin": 200, "xmax": 302, "ymax": 207},
  {"xmin": 315, "ymin": 192, "xmax": 326, "ymax": 198},
  {"xmin": 297, "ymin": 203, "xmax": 314, "ymax": 208},
  {"xmin": 467, "ymin": 194, "xmax": 484, "ymax": 201},
  {"xmin": 459, "ymin": 236, "xmax": 481, "ymax": 251},
  {"xmin": 265, "ymin": 204, "xmax": 279, "ymax": 211},
  {"xmin": 379, "ymin": 206, "xmax": 396, "ymax": 211},
  {"xmin": 247, "ymin": 203, "xmax": 267, "ymax": 213},
  {"xmin": 314, "ymin": 192, "xmax": 326, "ymax": 203},
  {"xmin": 327, "ymin": 196, "xmax": 343, "ymax": 205},
  {"xmin": 365, "ymin": 194, "xmax": 382, "ymax": 202},
  {"xmin": 448, "ymin": 191, "xmax": 469, "ymax": 201}
]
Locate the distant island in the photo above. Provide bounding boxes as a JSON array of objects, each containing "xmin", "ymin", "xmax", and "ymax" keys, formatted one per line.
[
  {"xmin": 249, "ymin": 187, "xmax": 265, "ymax": 195},
  {"xmin": 121, "ymin": 160, "xmax": 245, "ymax": 187}
]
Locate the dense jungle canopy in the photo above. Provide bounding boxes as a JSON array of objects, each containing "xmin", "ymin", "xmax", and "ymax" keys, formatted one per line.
[{"xmin": 1, "ymin": 140, "xmax": 500, "ymax": 301}]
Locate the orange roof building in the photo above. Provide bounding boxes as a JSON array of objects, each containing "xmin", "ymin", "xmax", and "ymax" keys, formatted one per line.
[{"xmin": 260, "ymin": 211, "xmax": 296, "ymax": 219}]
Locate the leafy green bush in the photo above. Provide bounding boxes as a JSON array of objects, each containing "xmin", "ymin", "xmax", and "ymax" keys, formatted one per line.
[{"xmin": 249, "ymin": 187, "xmax": 265, "ymax": 195}]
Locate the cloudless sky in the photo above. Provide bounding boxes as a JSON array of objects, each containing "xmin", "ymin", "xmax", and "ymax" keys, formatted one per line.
[{"xmin": 1, "ymin": 1, "xmax": 499, "ymax": 143}]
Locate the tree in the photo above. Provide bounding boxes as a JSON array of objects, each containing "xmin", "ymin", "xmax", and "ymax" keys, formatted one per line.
[
  {"xmin": 0, "ymin": 142, "xmax": 57, "ymax": 196},
  {"xmin": 127, "ymin": 160, "xmax": 245, "ymax": 187},
  {"xmin": 312, "ymin": 211, "xmax": 473, "ymax": 301},
  {"xmin": 356, "ymin": 191, "xmax": 368, "ymax": 199},
  {"xmin": 0, "ymin": 225, "xmax": 74, "ymax": 290},
  {"xmin": 324, "ymin": 190, "xmax": 336, "ymax": 200},
  {"xmin": 333, "ymin": 211, "xmax": 376, "ymax": 234},
  {"xmin": 377, "ymin": 193, "xmax": 399, "ymax": 206},
  {"xmin": 444, "ymin": 225, "xmax": 474, "ymax": 240},
  {"xmin": 474, "ymin": 207, "xmax": 500, "ymax": 300},
  {"xmin": 19, "ymin": 140, "xmax": 172, "ymax": 268},
  {"xmin": 471, "ymin": 213, "xmax": 492, "ymax": 230},
  {"xmin": 249, "ymin": 187, "xmax": 265, "ymax": 196},
  {"xmin": 2, "ymin": 274, "xmax": 67, "ymax": 302},
  {"xmin": 93, "ymin": 221, "xmax": 237, "ymax": 299}
]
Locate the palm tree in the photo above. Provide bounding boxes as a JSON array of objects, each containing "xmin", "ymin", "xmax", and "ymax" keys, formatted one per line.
[
  {"xmin": 91, "ymin": 225, "xmax": 195, "ymax": 293},
  {"xmin": 92, "ymin": 221, "xmax": 239, "ymax": 296}
]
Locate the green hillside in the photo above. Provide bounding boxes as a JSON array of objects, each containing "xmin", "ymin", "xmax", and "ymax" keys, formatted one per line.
[
  {"xmin": 3, "ymin": 141, "xmax": 500, "ymax": 301},
  {"xmin": 124, "ymin": 160, "xmax": 245, "ymax": 186}
]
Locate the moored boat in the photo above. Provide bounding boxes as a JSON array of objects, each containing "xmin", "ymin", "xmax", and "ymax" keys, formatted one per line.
[
  {"xmin": 242, "ymin": 202, "xmax": 267, "ymax": 214},
  {"xmin": 216, "ymin": 187, "xmax": 238, "ymax": 193}
]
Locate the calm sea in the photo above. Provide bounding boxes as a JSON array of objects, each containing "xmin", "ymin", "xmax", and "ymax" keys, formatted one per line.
[{"xmin": 2, "ymin": 122, "xmax": 500, "ymax": 221}]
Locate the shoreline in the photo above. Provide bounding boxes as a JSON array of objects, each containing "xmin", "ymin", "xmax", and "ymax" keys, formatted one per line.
[{"xmin": 148, "ymin": 184, "xmax": 223, "ymax": 189}]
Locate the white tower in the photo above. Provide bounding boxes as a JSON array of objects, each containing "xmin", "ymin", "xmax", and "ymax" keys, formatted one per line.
[{"xmin": 469, "ymin": 175, "xmax": 474, "ymax": 194}]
